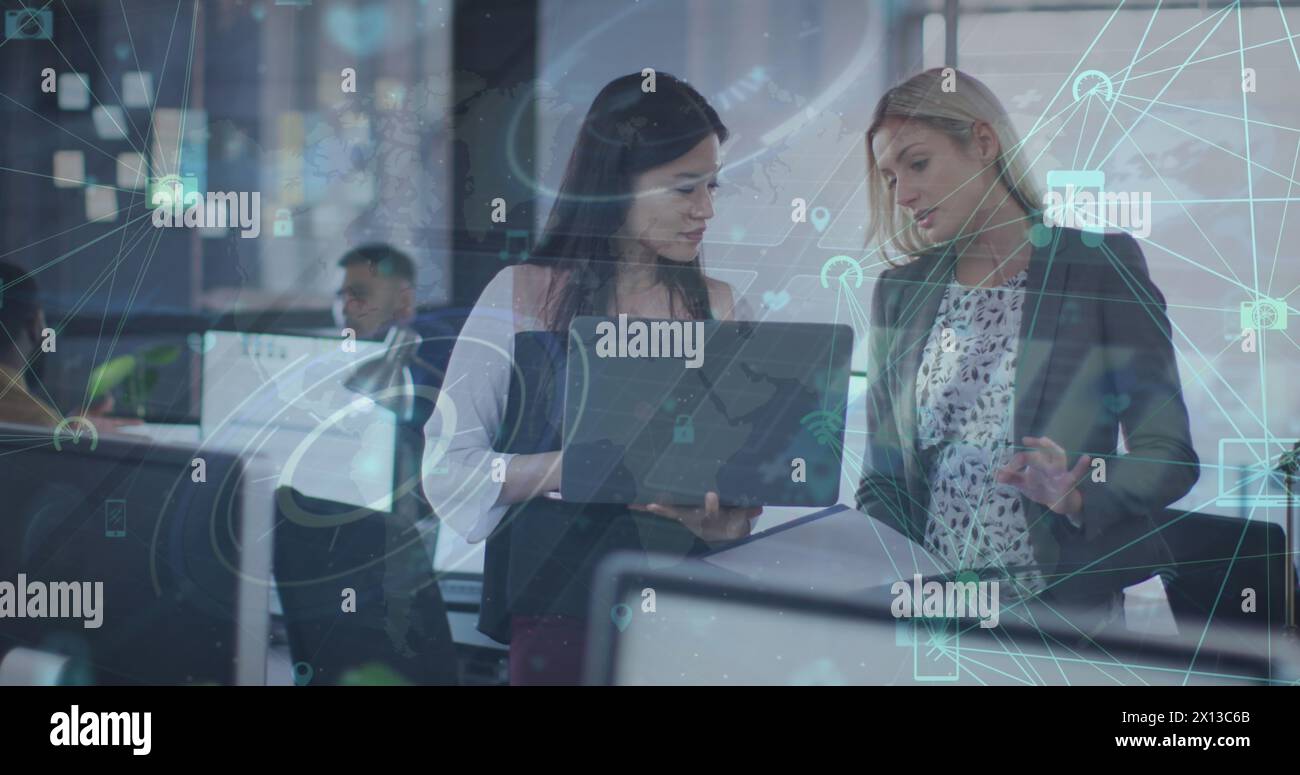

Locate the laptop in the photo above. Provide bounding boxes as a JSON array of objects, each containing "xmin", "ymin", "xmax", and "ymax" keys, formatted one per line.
[{"xmin": 561, "ymin": 317, "xmax": 852, "ymax": 506}]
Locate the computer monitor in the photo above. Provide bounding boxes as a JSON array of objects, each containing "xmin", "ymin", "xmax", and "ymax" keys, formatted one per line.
[
  {"xmin": 200, "ymin": 331, "xmax": 398, "ymax": 512},
  {"xmin": 586, "ymin": 555, "xmax": 1298, "ymax": 686},
  {"xmin": 0, "ymin": 421, "xmax": 272, "ymax": 685}
]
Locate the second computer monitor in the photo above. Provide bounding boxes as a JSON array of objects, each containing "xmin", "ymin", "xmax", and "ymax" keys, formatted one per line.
[{"xmin": 200, "ymin": 331, "xmax": 398, "ymax": 512}]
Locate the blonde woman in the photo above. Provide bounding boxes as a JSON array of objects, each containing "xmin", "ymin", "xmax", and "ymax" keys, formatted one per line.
[{"xmin": 856, "ymin": 68, "xmax": 1198, "ymax": 622}]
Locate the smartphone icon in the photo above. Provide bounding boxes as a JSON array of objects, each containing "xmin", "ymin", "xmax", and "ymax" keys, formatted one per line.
[{"xmin": 105, "ymin": 499, "xmax": 126, "ymax": 537}]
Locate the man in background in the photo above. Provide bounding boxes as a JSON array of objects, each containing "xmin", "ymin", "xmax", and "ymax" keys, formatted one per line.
[
  {"xmin": 269, "ymin": 245, "xmax": 462, "ymax": 684},
  {"xmin": 336, "ymin": 244, "xmax": 419, "ymax": 342},
  {"xmin": 334, "ymin": 244, "xmax": 458, "ymax": 428}
]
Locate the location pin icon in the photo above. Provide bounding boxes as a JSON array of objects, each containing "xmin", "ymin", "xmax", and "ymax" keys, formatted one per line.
[
  {"xmin": 810, "ymin": 207, "xmax": 831, "ymax": 233},
  {"xmin": 611, "ymin": 604, "xmax": 633, "ymax": 632},
  {"xmin": 292, "ymin": 661, "xmax": 313, "ymax": 686}
]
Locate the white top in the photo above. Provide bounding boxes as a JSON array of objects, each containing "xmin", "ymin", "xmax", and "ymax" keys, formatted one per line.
[{"xmin": 421, "ymin": 265, "xmax": 747, "ymax": 544}]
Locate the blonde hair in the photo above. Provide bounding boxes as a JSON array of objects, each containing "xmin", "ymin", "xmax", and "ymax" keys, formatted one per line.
[{"xmin": 865, "ymin": 68, "xmax": 1042, "ymax": 264}]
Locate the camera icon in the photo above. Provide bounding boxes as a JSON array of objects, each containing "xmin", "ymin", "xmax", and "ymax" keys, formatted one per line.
[
  {"xmin": 5, "ymin": 9, "xmax": 52, "ymax": 40},
  {"xmin": 1240, "ymin": 298, "xmax": 1288, "ymax": 332},
  {"xmin": 147, "ymin": 173, "xmax": 199, "ymax": 210}
]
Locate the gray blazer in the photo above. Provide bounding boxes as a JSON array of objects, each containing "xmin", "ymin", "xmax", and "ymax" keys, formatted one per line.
[{"xmin": 855, "ymin": 226, "xmax": 1199, "ymax": 601}]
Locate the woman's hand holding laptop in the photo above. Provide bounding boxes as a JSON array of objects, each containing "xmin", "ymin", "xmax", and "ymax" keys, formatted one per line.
[
  {"xmin": 632, "ymin": 491, "xmax": 762, "ymax": 544},
  {"xmin": 496, "ymin": 451, "xmax": 761, "ymax": 544}
]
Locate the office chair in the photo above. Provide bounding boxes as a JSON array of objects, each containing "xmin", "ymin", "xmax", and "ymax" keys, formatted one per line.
[
  {"xmin": 273, "ymin": 488, "xmax": 459, "ymax": 685},
  {"xmin": 1153, "ymin": 507, "xmax": 1291, "ymax": 632}
]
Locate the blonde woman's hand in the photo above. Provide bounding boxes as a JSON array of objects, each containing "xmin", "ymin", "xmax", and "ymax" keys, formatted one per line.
[{"xmin": 995, "ymin": 436, "xmax": 1089, "ymax": 521}]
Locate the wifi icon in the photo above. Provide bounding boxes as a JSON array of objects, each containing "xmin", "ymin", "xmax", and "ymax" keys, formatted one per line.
[{"xmin": 800, "ymin": 409, "xmax": 844, "ymax": 446}]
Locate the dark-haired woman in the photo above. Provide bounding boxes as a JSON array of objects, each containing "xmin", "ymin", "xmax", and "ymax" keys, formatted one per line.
[{"xmin": 422, "ymin": 72, "xmax": 759, "ymax": 685}]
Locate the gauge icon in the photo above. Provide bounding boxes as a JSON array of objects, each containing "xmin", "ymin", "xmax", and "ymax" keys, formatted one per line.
[{"xmin": 1071, "ymin": 70, "xmax": 1114, "ymax": 102}]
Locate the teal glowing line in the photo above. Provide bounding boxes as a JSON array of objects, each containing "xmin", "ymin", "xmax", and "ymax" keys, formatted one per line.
[
  {"xmin": 1095, "ymin": 6, "xmax": 1234, "ymax": 170},
  {"xmin": 1083, "ymin": 0, "xmax": 1164, "ymax": 170},
  {"xmin": 1265, "ymin": 136, "xmax": 1300, "ymax": 298}
]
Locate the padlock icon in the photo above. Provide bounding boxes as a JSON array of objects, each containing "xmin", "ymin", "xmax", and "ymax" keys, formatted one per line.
[
  {"xmin": 273, "ymin": 208, "xmax": 294, "ymax": 237},
  {"xmin": 672, "ymin": 415, "xmax": 694, "ymax": 444}
]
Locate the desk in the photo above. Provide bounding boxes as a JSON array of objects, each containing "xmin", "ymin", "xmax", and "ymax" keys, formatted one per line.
[{"xmin": 704, "ymin": 504, "xmax": 1179, "ymax": 637}]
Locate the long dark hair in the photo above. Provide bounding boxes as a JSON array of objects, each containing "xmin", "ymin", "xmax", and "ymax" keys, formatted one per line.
[{"xmin": 530, "ymin": 72, "xmax": 728, "ymax": 332}]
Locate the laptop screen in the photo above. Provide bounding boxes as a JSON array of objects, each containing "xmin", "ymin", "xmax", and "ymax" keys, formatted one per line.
[{"xmin": 563, "ymin": 318, "xmax": 853, "ymax": 506}]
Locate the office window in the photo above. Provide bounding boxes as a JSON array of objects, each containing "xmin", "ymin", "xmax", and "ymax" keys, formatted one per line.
[
  {"xmin": 209, "ymin": 0, "xmax": 454, "ymax": 310},
  {"xmin": 0, "ymin": 1, "xmax": 453, "ymax": 322},
  {"xmin": 956, "ymin": 5, "xmax": 1300, "ymax": 520},
  {"xmin": 0, "ymin": 1, "xmax": 454, "ymax": 421},
  {"xmin": 538, "ymin": 0, "xmax": 890, "ymax": 366}
]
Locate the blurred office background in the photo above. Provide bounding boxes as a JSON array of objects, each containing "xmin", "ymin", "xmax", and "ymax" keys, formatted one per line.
[{"xmin": 2, "ymin": 0, "xmax": 1299, "ymax": 676}]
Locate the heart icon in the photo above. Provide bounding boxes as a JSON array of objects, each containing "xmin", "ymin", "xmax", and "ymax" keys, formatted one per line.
[
  {"xmin": 1061, "ymin": 300, "xmax": 1082, "ymax": 324},
  {"xmin": 762, "ymin": 290, "xmax": 791, "ymax": 311},
  {"xmin": 1102, "ymin": 393, "xmax": 1131, "ymax": 415}
]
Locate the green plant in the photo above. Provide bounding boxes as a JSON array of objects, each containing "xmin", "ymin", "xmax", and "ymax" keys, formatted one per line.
[{"xmin": 86, "ymin": 344, "xmax": 181, "ymax": 417}]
